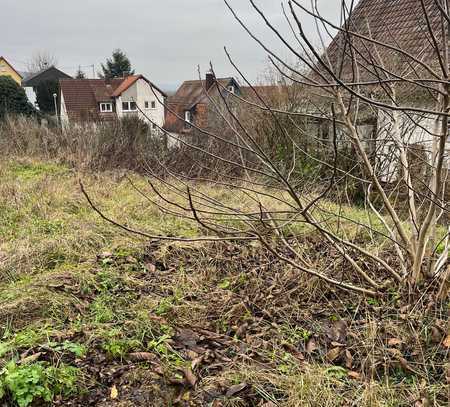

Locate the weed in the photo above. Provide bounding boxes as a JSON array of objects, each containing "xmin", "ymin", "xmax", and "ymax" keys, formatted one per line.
[
  {"xmin": 367, "ymin": 298, "xmax": 380, "ymax": 307},
  {"xmin": 48, "ymin": 341, "xmax": 87, "ymax": 358},
  {"xmin": 280, "ymin": 324, "xmax": 312, "ymax": 344},
  {"xmin": 154, "ymin": 296, "xmax": 181, "ymax": 317},
  {"xmin": 0, "ymin": 361, "xmax": 78, "ymax": 407},
  {"xmin": 218, "ymin": 278, "xmax": 232, "ymax": 290},
  {"xmin": 148, "ymin": 334, "xmax": 184, "ymax": 367},
  {"xmin": 103, "ymin": 337, "xmax": 141, "ymax": 359},
  {"xmin": 89, "ymin": 295, "xmax": 115, "ymax": 323}
]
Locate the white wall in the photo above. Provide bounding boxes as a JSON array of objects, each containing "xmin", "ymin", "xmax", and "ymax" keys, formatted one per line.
[
  {"xmin": 117, "ymin": 78, "xmax": 165, "ymax": 129},
  {"xmin": 60, "ymin": 91, "xmax": 69, "ymax": 127},
  {"xmin": 24, "ymin": 87, "xmax": 37, "ymax": 107},
  {"xmin": 376, "ymin": 111, "xmax": 438, "ymax": 182}
]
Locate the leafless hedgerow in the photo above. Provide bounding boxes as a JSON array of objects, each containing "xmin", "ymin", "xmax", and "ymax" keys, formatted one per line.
[
  {"xmin": 0, "ymin": 115, "xmax": 168, "ymax": 172},
  {"xmin": 82, "ymin": 0, "xmax": 449, "ymax": 300}
]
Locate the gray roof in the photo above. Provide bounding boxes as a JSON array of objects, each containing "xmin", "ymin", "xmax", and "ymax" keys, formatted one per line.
[{"xmin": 22, "ymin": 66, "xmax": 72, "ymax": 87}]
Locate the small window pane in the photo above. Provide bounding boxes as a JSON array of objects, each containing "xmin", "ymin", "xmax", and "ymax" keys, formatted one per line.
[
  {"xmin": 122, "ymin": 102, "xmax": 128, "ymax": 111},
  {"xmin": 130, "ymin": 102, "xmax": 137, "ymax": 110},
  {"xmin": 145, "ymin": 101, "xmax": 149, "ymax": 109},
  {"xmin": 151, "ymin": 101, "xmax": 156, "ymax": 109}
]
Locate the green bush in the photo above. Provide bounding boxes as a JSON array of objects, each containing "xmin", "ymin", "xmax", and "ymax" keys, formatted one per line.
[{"xmin": 0, "ymin": 77, "xmax": 35, "ymax": 120}]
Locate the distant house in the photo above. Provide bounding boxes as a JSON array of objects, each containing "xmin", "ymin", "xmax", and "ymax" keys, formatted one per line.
[
  {"xmin": 59, "ymin": 75, "xmax": 166, "ymax": 128},
  {"xmin": 164, "ymin": 71, "xmax": 240, "ymax": 138},
  {"xmin": 0, "ymin": 56, "xmax": 22, "ymax": 85},
  {"xmin": 22, "ymin": 66, "xmax": 72, "ymax": 107},
  {"xmin": 313, "ymin": 0, "xmax": 450, "ymax": 179}
]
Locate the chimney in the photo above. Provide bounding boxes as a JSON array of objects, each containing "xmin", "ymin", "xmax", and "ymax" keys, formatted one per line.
[{"xmin": 205, "ymin": 70, "xmax": 215, "ymax": 91}]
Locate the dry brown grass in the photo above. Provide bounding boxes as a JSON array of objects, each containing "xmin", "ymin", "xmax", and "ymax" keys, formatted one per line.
[{"xmin": 0, "ymin": 157, "xmax": 448, "ymax": 406}]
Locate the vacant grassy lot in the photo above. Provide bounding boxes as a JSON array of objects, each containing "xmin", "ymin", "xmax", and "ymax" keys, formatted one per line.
[{"xmin": 0, "ymin": 158, "xmax": 448, "ymax": 406}]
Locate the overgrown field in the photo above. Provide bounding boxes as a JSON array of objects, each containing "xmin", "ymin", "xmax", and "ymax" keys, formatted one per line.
[{"xmin": 0, "ymin": 158, "xmax": 448, "ymax": 406}]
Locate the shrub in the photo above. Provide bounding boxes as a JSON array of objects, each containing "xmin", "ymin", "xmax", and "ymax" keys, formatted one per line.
[{"xmin": 0, "ymin": 77, "xmax": 35, "ymax": 120}]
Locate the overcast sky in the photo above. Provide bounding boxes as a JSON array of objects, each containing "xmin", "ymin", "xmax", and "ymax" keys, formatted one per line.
[{"xmin": 3, "ymin": 0, "xmax": 347, "ymax": 90}]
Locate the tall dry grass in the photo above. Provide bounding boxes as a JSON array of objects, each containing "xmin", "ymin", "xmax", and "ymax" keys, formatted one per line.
[{"xmin": 0, "ymin": 115, "xmax": 168, "ymax": 172}]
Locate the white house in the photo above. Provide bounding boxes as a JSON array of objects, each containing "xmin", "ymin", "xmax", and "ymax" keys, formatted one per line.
[{"xmin": 59, "ymin": 75, "xmax": 166, "ymax": 128}]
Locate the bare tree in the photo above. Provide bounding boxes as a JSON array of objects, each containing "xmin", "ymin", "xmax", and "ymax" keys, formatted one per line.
[
  {"xmin": 82, "ymin": 0, "xmax": 449, "ymax": 300},
  {"xmin": 27, "ymin": 51, "xmax": 58, "ymax": 74}
]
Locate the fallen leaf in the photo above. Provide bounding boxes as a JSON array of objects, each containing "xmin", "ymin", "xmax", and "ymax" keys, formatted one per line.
[
  {"xmin": 431, "ymin": 326, "xmax": 442, "ymax": 343},
  {"xmin": 128, "ymin": 352, "xmax": 157, "ymax": 362},
  {"xmin": 306, "ymin": 338, "xmax": 317, "ymax": 354},
  {"xmin": 345, "ymin": 349, "xmax": 353, "ymax": 369},
  {"xmin": 282, "ymin": 342, "xmax": 305, "ymax": 361},
  {"xmin": 235, "ymin": 323, "xmax": 248, "ymax": 338},
  {"xmin": 191, "ymin": 356, "xmax": 204, "ymax": 370},
  {"xmin": 387, "ymin": 348, "xmax": 402, "ymax": 357},
  {"xmin": 99, "ymin": 252, "xmax": 113, "ymax": 259},
  {"xmin": 183, "ymin": 368, "xmax": 197, "ymax": 387},
  {"xmin": 175, "ymin": 329, "xmax": 200, "ymax": 348},
  {"xmin": 110, "ymin": 385, "xmax": 118, "ymax": 399},
  {"xmin": 398, "ymin": 356, "xmax": 414, "ymax": 373},
  {"xmin": 348, "ymin": 371, "xmax": 361, "ymax": 380},
  {"xmin": 326, "ymin": 347, "xmax": 342, "ymax": 362},
  {"xmin": 20, "ymin": 352, "xmax": 43, "ymax": 365},
  {"xmin": 387, "ymin": 338, "xmax": 403, "ymax": 347},
  {"xmin": 328, "ymin": 320, "xmax": 348, "ymax": 344},
  {"xmin": 145, "ymin": 263, "xmax": 156, "ymax": 273},
  {"xmin": 225, "ymin": 382, "xmax": 247, "ymax": 398},
  {"xmin": 442, "ymin": 335, "xmax": 450, "ymax": 348}
]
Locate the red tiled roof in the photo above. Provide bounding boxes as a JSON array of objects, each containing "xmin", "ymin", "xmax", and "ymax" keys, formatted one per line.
[
  {"xmin": 60, "ymin": 78, "xmax": 123, "ymax": 121},
  {"xmin": 240, "ymin": 85, "xmax": 289, "ymax": 100},
  {"xmin": 164, "ymin": 77, "xmax": 234, "ymax": 133},
  {"xmin": 325, "ymin": 0, "xmax": 443, "ymax": 80},
  {"xmin": 111, "ymin": 75, "xmax": 141, "ymax": 97},
  {"xmin": 60, "ymin": 76, "xmax": 167, "ymax": 122}
]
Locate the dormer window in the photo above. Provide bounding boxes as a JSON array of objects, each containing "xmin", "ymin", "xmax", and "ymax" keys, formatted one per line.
[
  {"xmin": 185, "ymin": 110, "xmax": 192, "ymax": 123},
  {"xmin": 100, "ymin": 102, "xmax": 113, "ymax": 113},
  {"xmin": 227, "ymin": 85, "xmax": 235, "ymax": 94},
  {"xmin": 122, "ymin": 101, "xmax": 137, "ymax": 112}
]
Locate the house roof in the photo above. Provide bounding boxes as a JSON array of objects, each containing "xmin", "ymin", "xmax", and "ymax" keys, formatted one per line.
[
  {"xmin": 324, "ymin": 0, "xmax": 443, "ymax": 81},
  {"xmin": 22, "ymin": 66, "xmax": 72, "ymax": 87},
  {"xmin": 168, "ymin": 77, "xmax": 234, "ymax": 109},
  {"xmin": 164, "ymin": 77, "xmax": 235, "ymax": 133},
  {"xmin": 0, "ymin": 56, "xmax": 23, "ymax": 79},
  {"xmin": 60, "ymin": 78, "xmax": 122, "ymax": 121},
  {"xmin": 111, "ymin": 75, "xmax": 168, "ymax": 98},
  {"xmin": 240, "ymin": 85, "xmax": 290, "ymax": 100},
  {"xmin": 60, "ymin": 75, "xmax": 166, "ymax": 122}
]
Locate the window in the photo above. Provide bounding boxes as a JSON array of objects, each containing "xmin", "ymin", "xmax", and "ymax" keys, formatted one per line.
[
  {"xmin": 99, "ymin": 102, "xmax": 113, "ymax": 113},
  {"xmin": 151, "ymin": 101, "xmax": 156, "ymax": 109},
  {"xmin": 122, "ymin": 101, "xmax": 137, "ymax": 112},
  {"xmin": 185, "ymin": 110, "xmax": 192, "ymax": 123},
  {"xmin": 227, "ymin": 85, "xmax": 235, "ymax": 94},
  {"xmin": 145, "ymin": 101, "xmax": 149, "ymax": 109}
]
